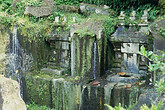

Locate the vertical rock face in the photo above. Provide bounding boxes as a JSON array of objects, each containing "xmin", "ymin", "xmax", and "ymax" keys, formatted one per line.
[
  {"xmin": 0, "ymin": 76, "xmax": 26, "ymax": 110},
  {"xmin": 24, "ymin": 75, "xmax": 140, "ymax": 110},
  {"xmin": 71, "ymin": 34, "xmax": 95, "ymax": 77},
  {"xmin": 0, "ymin": 29, "xmax": 9, "ymax": 74}
]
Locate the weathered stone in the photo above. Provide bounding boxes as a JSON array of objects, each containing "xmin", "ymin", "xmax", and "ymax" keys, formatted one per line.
[
  {"xmin": 119, "ymin": 11, "xmax": 125, "ymax": 20},
  {"xmin": 104, "ymin": 83, "xmax": 116, "ymax": 106},
  {"xmin": 79, "ymin": 3, "xmax": 109, "ymax": 15},
  {"xmin": 41, "ymin": 68, "xmax": 66, "ymax": 76},
  {"xmin": 61, "ymin": 42, "xmax": 69, "ymax": 50},
  {"xmin": 141, "ymin": 10, "xmax": 148, "ymax": 23},
  {"xmin": 0, "ymin": 76, "xmax": 26, "ymax": 110},
  {"xmin": 70, "ymin": 20, "xmax": 104, "ymax": 39},
  {"xmin": 24, "ymin": 0, "xmax": 55, "ymax": 17},
  {"xmin": 57, "ymin": 5, "xmax": 79, "ymax": 13},
  {"xmin": 12, "ymin": 0, "xmax": 21, "ymax": 7},
  {"xmin": 110, "ymin": 23, "xmax": 150, "ymax": 75},
  {"xmin": 130, "ymin": 11, "xmax": 136, "ymax": 21},
  {"xmin": 55, "ymin": 16, "xmax": 59, "ymax": 23},
  {"xmin": 121, "ymin": 43, "xmax": 139, "ymax": 53},
  {"xmin": 95, "ymin": 8, "xmax": 109, "ymax": 14},
  {"xmin": 103, "ymin": 5, "xmax": 110, "ymax": 9},
  {"xmin": 25, "ymin": 76, "xmax": 51, "ymax": 106},
  {"xmin": 106, "ymin": 74, "xmax": 138, "ymax": 83},
  {"xmin": 110, "ymin": 86, "xmax": 139, "ymax": 107},
  {"xmin": 111, "ymin": 26, "xmax": 148, "ymax": 43},
  {"xmin": 72, "ymin": 17, "xmax": 76, "ymax": 22},
  {"xmin": 133, "ymin": 89, "xmax": 158, "ymax": 110},
  {"xmin": 150, "ymin": 18, "xmax": 165, "ymax": 52},
  {"xmin": 24, "ymin": 6, "xmax": 52, "ymax": 17}
]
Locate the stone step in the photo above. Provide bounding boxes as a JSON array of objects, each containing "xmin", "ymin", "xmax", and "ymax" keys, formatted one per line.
[{"xmin": 41, "ymin": 68, "xmax": 66, "ymax": 76}]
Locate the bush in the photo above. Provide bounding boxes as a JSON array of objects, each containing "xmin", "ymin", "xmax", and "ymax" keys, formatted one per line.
[{"xmin": 159, "ymin": 0, "xmax": 165, "ymax": 14}]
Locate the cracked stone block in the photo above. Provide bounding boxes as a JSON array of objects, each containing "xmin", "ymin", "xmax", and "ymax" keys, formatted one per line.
[{"xmin": 121, "ymin": 43, "xmax": 139, "ymax": 53}]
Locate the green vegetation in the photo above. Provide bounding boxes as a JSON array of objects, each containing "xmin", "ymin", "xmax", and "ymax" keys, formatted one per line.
[
  {"xmin": 160, "ymin": 27, "xmax": 165, "ymax": 37},
  {"xmin": 105, "ymin": 101, "xmax": 162, "ymax": 110},
  {"xmin": 27, "ymin": 102, "xmax": 54, "ymax": 110},
  {"xmin": 0, "ymin": 0, "xmax": 163, "ymax": 41},
  {"xmin": 139, "ymin": 45, "xmax": 165, "ymax": 94},
  {"xmin": 0, "ymin": 0, "xmax": 164, "ymax": 109},
  {"xmin": 104, "ymin": 103, "xmax": 135, "ymax": 110},
  {"xmin": 139, "ymin": 45, "xmax": 165, "ymax": 74}
]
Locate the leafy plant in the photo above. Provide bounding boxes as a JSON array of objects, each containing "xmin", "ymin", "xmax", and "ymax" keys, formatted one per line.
[
  {"xmin": 27, "ymin": 102, "xmax": 54, "ymax": 110},
  {"xmin": 105, "ymin": 101, "xmax": 162, "ymax": 110},
  {"xmin": 140, "ymin": 101, "xmax": 162, "ymax": 110},
  {"xmin": 27, "ymin": 0, "xmax": 43, "ymax": 6},
  {"xmin": 139, "ymin": 45, "xmax": 165, "ymax": 73},
  {"xmin": 104, "ymin": 103, "xmax": 125, "ymax": 110},
  {"xmin": 160, "ymin": 27, "xmax": 165, "ymax": 37},
  {"xmin": 104, "ymin": 17, "xmax": 118, "ymax": 39}
]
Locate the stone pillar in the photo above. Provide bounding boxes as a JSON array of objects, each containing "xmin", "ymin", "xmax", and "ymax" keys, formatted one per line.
[
  {"xmin": 55, "ymin": 16, "xmax": 59, "ymax": 23},
  {"xmin": 130, "ymin": 11, "xmax": 136, "ymax": 21},
  {"xmin": 71, "ymin": 37, "xmax": 76, "ymax": 76},
  {"xmin": 73, "ymin": 17, "xmax": 76, "ymax": 22},
  {"xmin": 141, "ymin": 10, "xmax": 148, "ymax": 23}
]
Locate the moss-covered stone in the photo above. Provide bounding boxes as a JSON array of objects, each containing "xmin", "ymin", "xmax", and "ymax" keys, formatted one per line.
[
  {"xmin": 24, "ymin": 75, "xmax": 52, "ymax": 107},
  {"xmin": 52, "ymin": 79, "xmax": 81, "ymax": 110}
]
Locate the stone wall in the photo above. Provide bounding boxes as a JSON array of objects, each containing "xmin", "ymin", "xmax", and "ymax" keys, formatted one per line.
[{"xmin": 23, "ymin": 75, "xmax": 140, "ymax": 109}]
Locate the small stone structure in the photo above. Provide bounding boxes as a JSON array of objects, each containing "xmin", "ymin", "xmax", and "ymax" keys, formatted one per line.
[{"xmin": 109, "ymin": 11, "xmax": 150, "ymax": 75}]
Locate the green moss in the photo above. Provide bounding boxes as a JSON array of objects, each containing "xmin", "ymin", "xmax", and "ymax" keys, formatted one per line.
[
  {"xmin": 25, "ymin": 76, "xmax": 51, "ymax": 106},
  {"xmin": 75, "ymin": 27, "xmax": 95, "ymax": 38},
  {"xmin": 75, "ymin": 37, "xmax": 80, "ymax": 76},
  {"xmin": 81, "ymin": 38, "xmax": 86, "ymax": 77},
  {"xmin": 52, "ymin": 80, "xmax": 81, "ymax": 110}
]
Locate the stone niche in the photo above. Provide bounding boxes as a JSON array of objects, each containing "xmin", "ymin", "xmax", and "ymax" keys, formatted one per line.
[
  {"xmin": 47, "ymin": 29, "xmax": 71, "ymax": 68},
  {"xmin": 110, "ymin": 24, "xmax": 150, "ymax": 75}
]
